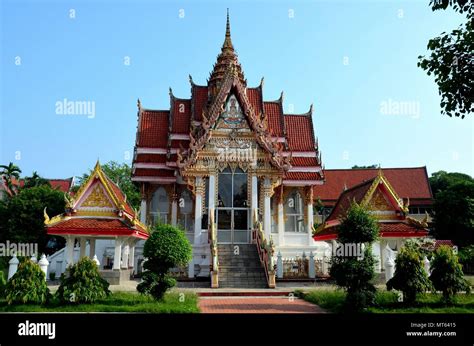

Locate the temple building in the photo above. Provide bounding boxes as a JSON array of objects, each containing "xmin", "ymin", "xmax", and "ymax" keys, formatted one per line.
[
  {"xmin": 42, "ymin": 13, "xmax": 433, "ymax": 288},
  {"xmin": 44, "ymin": 162, "xmax": 148, "ymax": 284},
  {"xmin": 132, "ymin": 12, "xmax": 327, "ymax": 282}
]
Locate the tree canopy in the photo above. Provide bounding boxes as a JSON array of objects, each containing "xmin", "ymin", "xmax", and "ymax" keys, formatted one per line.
[{"xmin": 418, "ymin": 0, "xmax": 473, "ymax": 118}]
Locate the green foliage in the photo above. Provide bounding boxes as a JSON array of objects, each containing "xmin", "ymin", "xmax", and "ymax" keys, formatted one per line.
[
  {"xmin": 432, "ymin": 181, "xmax": 474, "ymax": 247},
  {"xmin": 337, "ymin": 202, "xmax": 379, "ymax": 244},
  {"xmin": 429, "ymin": 245, "xmax": 471, "ymax": 304},
  {"xmin": 137, "ymin": 224, "xmax": 192, "ymax": 300},
  {"xmin": 429, "ymin": 170, "xmax": 473, "ymax": 196},
  {"xmin": 5, "ymin": 258, "xmax": 50, "ymax": 305},
  {"xmin": 56, "ymin": 257, "xmax": 110, "ymax": 304},
  {"xmin": 458, "ymin": 245, "xmax": 474, "ymax": 268},
  {"xmin": 0, "ymin": 185, "xmax": 66, "ymax": 255},
  {"xmin": 22, "ymin": 171, "xmax": 51, "ymax": 189},
  {"xmin": 0, "ymin": 271, "xmax": 6, "ymax": 298},
  {"xmin": 49, "ymin": 272, "xmax": 56, "ymax": 281},
  {"xmin": 329, "ymin": 202, "xmax": 379, "ymax": 311},
  {"xmin": 418, "ymin": 1, "xmax": 473, "ymax": 118},
  {"xmin": 0, "ymin": 162, "xmax": 22, "ymax": 196},
  {"xmin": 387, "ymin": 242, "xmax": 433, "ymax": 305},
  {"xmin": 76, "ymin": 161, "xmax": 140, "ymax": 209}
]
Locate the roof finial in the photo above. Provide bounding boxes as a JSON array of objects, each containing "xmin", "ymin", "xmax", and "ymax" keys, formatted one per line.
[{"xmin": 223, "ymin": 8, "xmax": 233, "ymax": 49}]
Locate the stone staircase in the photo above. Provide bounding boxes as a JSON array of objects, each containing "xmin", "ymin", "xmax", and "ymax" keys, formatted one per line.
[{"xmin": 217, "ymin": 244, "xmax": 268, "ymax": 288}]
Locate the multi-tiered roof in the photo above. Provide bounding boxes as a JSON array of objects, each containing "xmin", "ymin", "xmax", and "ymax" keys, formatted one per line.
[{"xmin": 132, "ymin": 12, "xmax": 322, "ymax": 185}]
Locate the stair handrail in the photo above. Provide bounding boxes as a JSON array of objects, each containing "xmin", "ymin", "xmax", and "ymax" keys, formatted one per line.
[
  {"xmin": 208, "ymin": 207, "xmax": 219, "ymax": 288},
  {"xmin": 252, "ymin": 209, "xmax": 276, "ymax": 288}
]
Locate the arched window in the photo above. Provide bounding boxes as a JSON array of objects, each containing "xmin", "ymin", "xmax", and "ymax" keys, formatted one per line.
[
  {"xmin": 284, "ymin": 190, "xmax": 305, "ymax": 233},
  {"xmin": 178, "ymin": 189, "xmax": 194, "ymax": 241},
  {"xmin": 150, "ymin": 187, "xmax": 169, "ymax": 224}
]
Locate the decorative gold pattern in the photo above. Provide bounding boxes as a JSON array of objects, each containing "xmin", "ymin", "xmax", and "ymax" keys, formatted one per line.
[{"xmin": 81, "ymin": 184, "xmax": 113, "ymax": 208}]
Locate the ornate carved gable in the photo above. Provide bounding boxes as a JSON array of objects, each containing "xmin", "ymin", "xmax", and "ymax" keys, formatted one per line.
[
  {"xmin": 178, "ymin": 66, "xmax": 291, "ymax": 173},
  {"xmin": 78, "ymin": 181, "xmax": 114, "ymax": 210},
  {"xmin": 367, "ymin": 187, "xmax": 394, "ymax": 212}
]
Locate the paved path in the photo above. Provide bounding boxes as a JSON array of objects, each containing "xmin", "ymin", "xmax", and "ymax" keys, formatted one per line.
[{"xmin": 198, "ymin": 296, "xmax": 326, "ymax": 313}]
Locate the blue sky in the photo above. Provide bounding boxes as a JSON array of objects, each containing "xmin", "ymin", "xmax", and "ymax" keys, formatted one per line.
[{"xmin": 1, "ymin": 0, "xmax": 472, "ymax": 179}]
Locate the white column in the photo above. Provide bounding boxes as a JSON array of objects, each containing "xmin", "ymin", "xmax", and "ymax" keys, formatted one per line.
[
  {"xmin": 79, "ymin": 238, "xmax": 86, "ymax": 258},
  {"xmin": 113, "ymin": 238, "xmax": 122, "ymax": 270},
  {"xmin": 65, "ymin": 236, "xmax": 75, "ymax": 266},
  {"xmin": 171, "ymin": 196, "xmax": 178, "ymax": 226},
  {"xmin": 122, "ymin": 242, "xmax": 130, "ymax": 269},
  {"xmin": 89, "ymin": 238, "xmax": 96, "ymax": 258},
  {"xmin": 128, "ymin": 241, "xmax": 135, "ymax": 268},
  {"xmin": 379, "ymin": 239, "xmax": 385, "ymax": 272},
  {"xmin": 140, "ymin": 198, "xmax": 147, "ymax": 224},
  {"xmin": 307, "ymin": 201, "xmax": 314, "ymax": 245},
  {"xmin": 263, "ymin": 178, "xmax": 272, "ymax": 238},
  {"xmin": 194, "ymin": 177, "xmax": 204, "ymax": 245},
  {"xmin": 277, "ymin": 202, "xmax": 284, "ymax": 246},
  {"xmin": 251, "ymin": 175, "xmax": 258, "ymax": 223}
]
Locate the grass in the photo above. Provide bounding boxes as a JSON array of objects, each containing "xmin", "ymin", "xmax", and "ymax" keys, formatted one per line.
[
  {"xmin": 0, "ymin": 291, "xmax": 200, "ymax": 313},
  {"xmin": 297, "ymin": 289, "xmax": 474, "ymax": 313}
]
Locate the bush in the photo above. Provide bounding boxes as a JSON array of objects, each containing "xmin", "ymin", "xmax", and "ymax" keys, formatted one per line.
[
  {"xmin": 56, "ymin": 257, "xmax": 110, "ymax": 304},
  {"xmin": 387, "ymin": 242, "xmax": 433, "ymax": 305},
  {"xmin": 137, "ymin": 224, "xmax": 192, "ymax": 300},
  {"xmin": 458, "ymin": 245, "xmax": 474, "ymax": 273},
  {"xmin": 5, "ymin": 258, "xmax": 50, "ymax": 305},
  {"xmin": 329, "ymin": 202, "xmax": 379, "ymax": 311},
  {"xmin": 0, "ymin": 271, "xmax": 6, "ymax": 298},
  {"xmin": 429, "ymin": 245, "xmax": 471, "ymax": 304}
]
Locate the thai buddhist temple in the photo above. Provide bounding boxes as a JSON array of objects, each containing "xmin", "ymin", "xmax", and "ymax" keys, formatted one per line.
[
  {"xmin": 44, "ymin": 162, "xmax": 148, "ymax": 284},
  {"xmin": 41, "ymin": 13, "xmax": 434, "ymax": 288},
  {"xmin": 313, "ymin": 169, "xmax": 430, "ymax": 271}
]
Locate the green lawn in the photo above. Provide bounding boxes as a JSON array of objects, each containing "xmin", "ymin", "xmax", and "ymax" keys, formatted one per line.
[
  {"xmin": 0, "ymin": 292, "xmax": 199, "ymax": 313},
  {"xmin": 297, "ymin": 289, "xmax": 474, "ymax": 313}
]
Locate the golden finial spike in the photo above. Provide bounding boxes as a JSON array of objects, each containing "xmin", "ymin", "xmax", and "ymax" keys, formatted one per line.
[
  {"xmin": 223, "ymin": 8, "xmax": 233, "ymax": 49},
  {"xmin": 43, "ymin": 207, "xmax": 50, "ymax": 224}
]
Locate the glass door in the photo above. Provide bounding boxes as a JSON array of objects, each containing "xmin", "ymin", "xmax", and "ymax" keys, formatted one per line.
[{"xmin": 217, "ymin": 168, "xmax": 249, "ymax": 244}]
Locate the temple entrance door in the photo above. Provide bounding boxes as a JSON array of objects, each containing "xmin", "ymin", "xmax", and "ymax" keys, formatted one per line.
[{"xmin": 216, "ymin": 168, "xmax": 250, "ymax": 244}]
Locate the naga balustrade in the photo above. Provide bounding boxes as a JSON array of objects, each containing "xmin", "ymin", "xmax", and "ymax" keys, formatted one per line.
[
  {"xmin": 251, "ymin": 210, "xmax": 276, "ymax": 288},
  {"xmin": 208, "ymin": 208, "xmax": 219, "ymax": 288}
]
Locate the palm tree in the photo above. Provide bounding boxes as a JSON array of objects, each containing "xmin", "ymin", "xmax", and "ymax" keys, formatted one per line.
[
  {"xmin": 0, "ymin": 162, "xmax": 22, "ymax": 196},
  {"xmin": 23, "ymin": 171, "xmax": 50, "ymax": 189}
]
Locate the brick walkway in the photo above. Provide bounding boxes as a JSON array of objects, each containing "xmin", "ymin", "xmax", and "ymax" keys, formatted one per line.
[{"xmin": 198, "ymin": 296, "xmax": 326, "ymax": 313}]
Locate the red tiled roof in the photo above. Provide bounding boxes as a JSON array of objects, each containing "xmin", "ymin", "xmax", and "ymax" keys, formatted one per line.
[
  {"xmin": 172, "ymin": 99, "xmax": 191, "ymax": 134},
  {"xmin": 133, "ymin": 169, "xmax": 176, "ymax": 177},
  {"xmin": 193, "ymin": 85, "xmax": 208, "ymax": 121},
  {"xmin": 285, "ymin": 172, "xmax": 320, "ymax": 181},
  {"xmin": 264, "ymin": 102, "xmax": 283, "ymax": 137},
  {"xmin": 104, "ymin": 175, "xmax": 135, "ymax": 216},
  {"xmin": 314, "ymin": 222, "xmax": 428, "ymax": 241},
  {"xmin": 137, "ymin": 110, "xmax": 169, "ymax": 148},
  {"xmin": 134, "ymin": 154, "xmax": 167, "ymax": 164},
  {"xmin": 284, "ymin": 115, "xmax": 315, "ymax": 151},
  {"xmin": 246, "ymin": 88, "xmax": 263, "ymax": 116},
  {"xmin": 48, "ymin": 178, "xmax": 74, "ymax": 192},
  {"xmin": 326, "ymin": 179, "xmax": 374, "ymax": 222},
  {"xmin": 435, "ymin": 240, "xmax": 454, "ymax": 249},
  {"xmin": 291, "ymin": 157, "xmax": 319, "ymax": 166},
  {"xmin": 47, "ymin": 218, "xmax": 147, "ymax": 237},
  {"xmin": 314, "ymin": 167, "xmax": 433, "ymax": 206}
]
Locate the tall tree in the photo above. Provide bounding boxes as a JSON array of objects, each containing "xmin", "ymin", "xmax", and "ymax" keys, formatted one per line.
[
  {"xmin": 23, "ymin": 171, "xmax": 51, "ymax": 189},
  {"xmin": 0, "ymin": 162, "xmax": 22, "ymax": 196},
  {"xmin": 0, "ymin": 185, "xmax": 66, "ymax": 255},
  {"xmin": 418, "ymin": 0, "xmax": 473, "ymax": 118}
]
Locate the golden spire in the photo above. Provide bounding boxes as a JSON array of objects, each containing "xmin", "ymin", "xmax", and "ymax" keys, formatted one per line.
[{"xmin": 223, "ymin": 8, "xmax": 233, "ymax": 50}]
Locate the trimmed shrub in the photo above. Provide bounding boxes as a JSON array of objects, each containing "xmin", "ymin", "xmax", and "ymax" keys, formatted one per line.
[
  {"xmin": 430, "ymin": 245, "xmax": 471, "ymax": 304},
  {"xmin": 56, "ymin": 257, "xmax": 110, "ymax": 304},
  {"xmin": 329, "ymin": 202, "xmax": 379, "ymax": 311},
  {"xmin": 137, "ymin": 224, "xmax": 192, "ymax": 300},
  {"xmin": 5, "ymin": 258, "xmax": 50, "ymax": 305},
  {"xmin": 387, "ymin": 241, "xmax": 433, "ymax": 304}
]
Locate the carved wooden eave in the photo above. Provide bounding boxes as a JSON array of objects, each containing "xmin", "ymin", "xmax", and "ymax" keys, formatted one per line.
[{"xmin": 177, "ymin": 66, "xmax": 292, "ymax": 175}]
